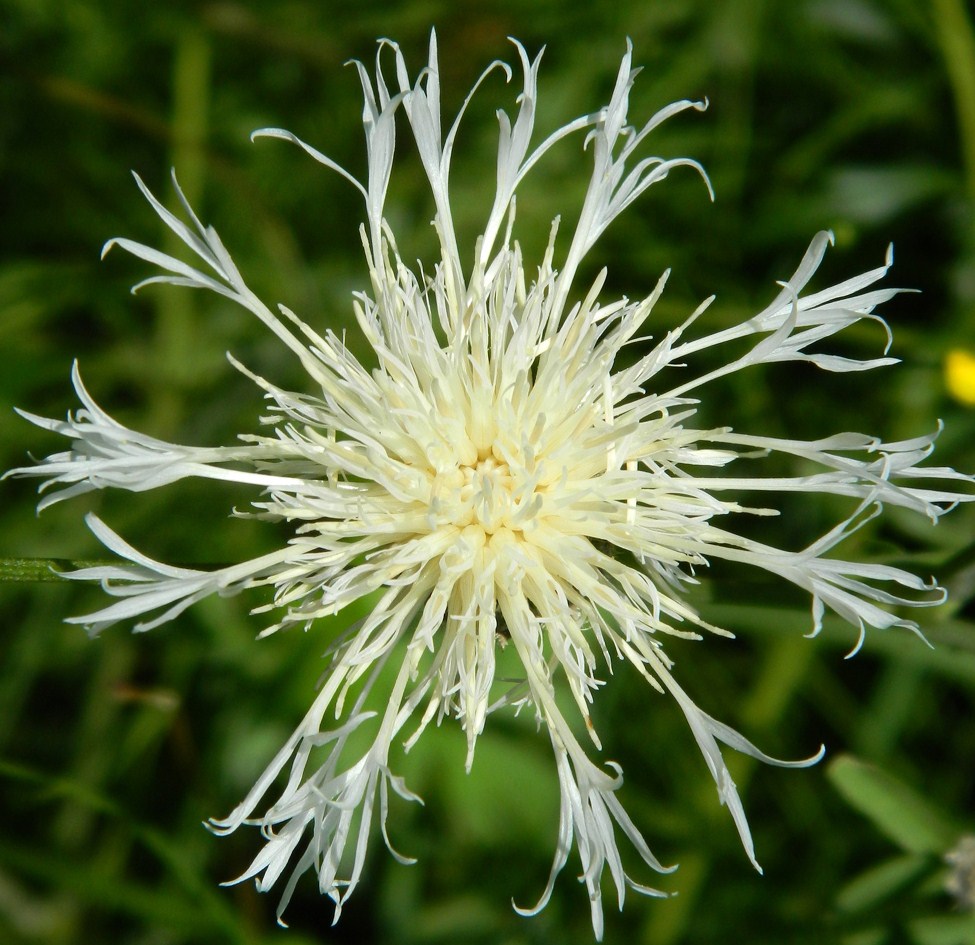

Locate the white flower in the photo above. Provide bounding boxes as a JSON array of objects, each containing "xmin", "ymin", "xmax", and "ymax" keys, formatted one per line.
[{"xmin": 7, "ymin": 33, "xmax": 974, "ymax": 939}]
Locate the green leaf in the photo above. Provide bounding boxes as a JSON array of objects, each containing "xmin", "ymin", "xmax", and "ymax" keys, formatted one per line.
[
  {"xmin": 827, "ymin": 755, "xmax": 958, "ymax": 855},
  {"xmin": 0, "ymin": 757, "xmax": 246, "ymax": 942},
  {"xmin": 907, "ymin": 913, "xmax": 975, "ymax": 945},
  {"xmin": 836, "ymin": 853, "xmax": 929, "ymax": 913}
]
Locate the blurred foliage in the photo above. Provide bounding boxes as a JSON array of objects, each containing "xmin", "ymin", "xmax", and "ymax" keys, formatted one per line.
[{"xmin": 1, "ymin": 1, "xmax": 974, "ymax": 943}]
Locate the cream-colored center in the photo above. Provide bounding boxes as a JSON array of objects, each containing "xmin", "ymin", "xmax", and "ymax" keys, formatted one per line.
[
  {"xmin": 432, "ymin": 454, "xmax": 525, "ymax": 534},
  {"xmin": 463, "ymin": 457, "xmax": 513, "ymax": 534}
]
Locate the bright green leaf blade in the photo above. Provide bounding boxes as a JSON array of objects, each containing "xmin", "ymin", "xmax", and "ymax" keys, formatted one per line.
[
  {"xmin": 827, "ymin": 754, "xmax": 958, "ymax": 855},
  {"xmin": 907, "ymin": 913, "xmax": 975, "ymax": 945}
]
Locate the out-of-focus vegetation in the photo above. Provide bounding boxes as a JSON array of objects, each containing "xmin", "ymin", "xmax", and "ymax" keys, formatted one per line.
[{"xmin": 1, "ymin": 1, "xmax": 973, "ymax": 943}]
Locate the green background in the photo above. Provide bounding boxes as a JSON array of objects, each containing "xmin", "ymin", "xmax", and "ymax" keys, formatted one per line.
[{"xmin": 1, "ymin": 1, "xmax": 974, "ymax": 943}]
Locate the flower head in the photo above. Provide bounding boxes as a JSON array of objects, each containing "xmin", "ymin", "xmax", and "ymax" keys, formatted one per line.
[{"xmin": 7, "ymin": 33, "xmax": 974, "ymax": 939}]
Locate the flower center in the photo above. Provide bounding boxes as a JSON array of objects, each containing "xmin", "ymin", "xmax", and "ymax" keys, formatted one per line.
[
  {"xmin": 464, "ymin": 457, "xmax": 513, "ymax": 534},
  {"xmin": 430, "ymin": 452, "xmax": 536, "ymax": 536}
]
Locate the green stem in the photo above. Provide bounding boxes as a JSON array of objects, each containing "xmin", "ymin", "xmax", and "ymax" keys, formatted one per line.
[
  {"xmin": 0, "ymin": 557, "xmax": 111, "ymax": 582},
  {"xmin": 933, "ymin": 0, "xmax": 975, "ymax": 198},
  {"xmin": 151, "ymin": 27, "xmax": 212, "ymax": 434}
]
